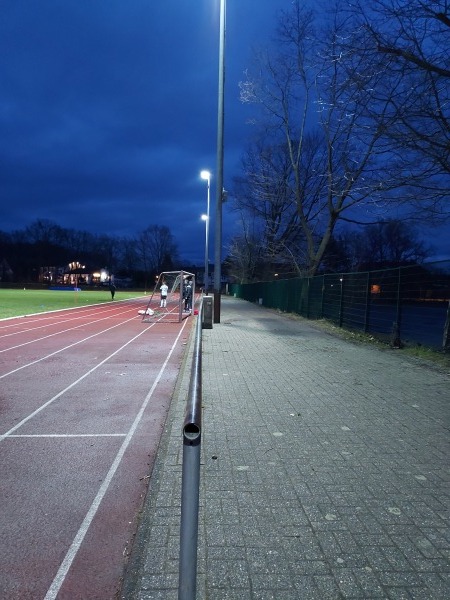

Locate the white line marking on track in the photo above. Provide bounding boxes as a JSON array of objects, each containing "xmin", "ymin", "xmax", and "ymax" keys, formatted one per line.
[
  {"xmin": 0, "ymin": 297, "xmax": 144, "ymax": 332},
  {"xmin": 43, "ymin": 317, "xmax": 189, "ymax": 600},
  {"xmin": 0, "ymin": 309, "xmax": 138, "ymax": 353},
  {"xmin": 0, "ymin": 321, "xmax": 156, "ymax": 440},
  {"xmin": 7, "ymin": 434, "xmax": 127, "ymax": 438},
  {"xmin": 0, "ymin": 315, "xmax": 138, "ymax": 378},
  {"xmin": 0, "ymin": 299, "xmax": 140, "ymax": 335}
]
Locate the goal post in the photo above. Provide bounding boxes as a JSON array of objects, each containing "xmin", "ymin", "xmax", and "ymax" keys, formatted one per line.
[{"xmin": 140, "ymin": 270, "xmax": 195, "ymax": 323}]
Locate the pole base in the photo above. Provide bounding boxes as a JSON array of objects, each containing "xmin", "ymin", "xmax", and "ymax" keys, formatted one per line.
[{"xmin": 213, "ymin": 291, "xmax": 221, "ymax": 323}]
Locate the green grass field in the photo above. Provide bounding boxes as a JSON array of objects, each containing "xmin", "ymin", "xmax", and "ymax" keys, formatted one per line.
[{"xmin": 0, "ymin": 288, "xmax": 148, "ymax": 319}]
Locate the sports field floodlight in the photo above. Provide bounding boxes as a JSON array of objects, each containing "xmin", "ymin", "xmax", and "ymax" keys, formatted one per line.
[
  {"xmin": 214, "ymin": 0, "xmax": 226, "ymax": 323},
  {"xmin": 200, "ymin": 170, "xmax": 211, "ymax": 294}
]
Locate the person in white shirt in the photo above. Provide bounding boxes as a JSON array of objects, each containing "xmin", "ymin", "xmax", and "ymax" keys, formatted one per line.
[{"xmin": 160, "ymin": 281, "xmax": 169, "ymax": 307}]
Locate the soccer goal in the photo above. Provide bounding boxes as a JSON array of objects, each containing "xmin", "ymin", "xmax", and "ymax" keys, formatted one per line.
[{"xmin": 140, "ymin": 270, "xmax": 196, "ymax": 323}]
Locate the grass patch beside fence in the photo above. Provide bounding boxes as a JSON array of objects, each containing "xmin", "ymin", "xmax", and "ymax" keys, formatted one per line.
[
  {"xmin": 308, "ymin": 315, "xmax": 450, "ymax": 372},
  {"xmin": 271, "ymin": 308, "xmax": 450, "ymax": 372},
  {"xmin": 0, "ymin": 288, "xmax": 147, "ymax": 319}
]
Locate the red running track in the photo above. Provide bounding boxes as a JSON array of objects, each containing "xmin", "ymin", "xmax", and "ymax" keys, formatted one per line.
[{"xmin": 0, "ymin": 296, "xmax": 194, "ymax": 599}]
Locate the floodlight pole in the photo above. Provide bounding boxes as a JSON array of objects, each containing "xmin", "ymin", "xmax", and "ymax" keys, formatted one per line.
[
  {"xmin": 200, "ymin": 171, "xmax": 211, "ymax": 294},
  {"xmin": 214, "ymin": 0, "xmax": 225, "ymax": 323}
]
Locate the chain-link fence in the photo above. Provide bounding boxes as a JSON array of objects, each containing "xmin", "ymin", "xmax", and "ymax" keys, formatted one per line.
[{"xmin": 229, "ymin": 260, "xmax": 450, "ymax": 352}]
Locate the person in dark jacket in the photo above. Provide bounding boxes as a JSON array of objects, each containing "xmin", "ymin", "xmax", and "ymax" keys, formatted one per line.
[
  {"xmin": 109, "ymin": 282, "xmax": 116, "ymax": 300},
  {"xmin": 183, "ymin": 279, "xmax": 192, "ymax": 312}
]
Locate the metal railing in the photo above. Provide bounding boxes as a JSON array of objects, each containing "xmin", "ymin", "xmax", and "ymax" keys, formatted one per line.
[{"xmin": 178, "ymin": 298, "xmax": 204, "ymax": 599}]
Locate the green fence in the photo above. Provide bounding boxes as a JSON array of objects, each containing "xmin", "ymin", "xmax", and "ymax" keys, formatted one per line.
[{"xmin": 229, "ymin": 261, "xmax": 450, "ymax": 352}]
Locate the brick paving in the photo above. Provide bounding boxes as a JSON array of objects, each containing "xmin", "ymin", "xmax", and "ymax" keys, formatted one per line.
[{"xmin": 122, "ymin": 296, "xmax": 450, "ymax": 600}]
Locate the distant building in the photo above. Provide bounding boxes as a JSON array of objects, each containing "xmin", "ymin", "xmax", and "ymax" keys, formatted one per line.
[{"xmin": 39, "ymin": 262, "xmax": 111, "ymax": 286}]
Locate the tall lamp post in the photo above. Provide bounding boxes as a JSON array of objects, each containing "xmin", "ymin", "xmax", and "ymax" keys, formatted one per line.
[
  {"xmin": 214, "ymin": 0, "xmax": 226, "ymax": 323},
  {"xmin": 200, "ymin": 170, "xmax": 211, "ymax": 294}
]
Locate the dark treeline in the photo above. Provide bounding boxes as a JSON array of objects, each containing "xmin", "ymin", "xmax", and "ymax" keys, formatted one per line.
[
  {"xmin": 0, "ymin": 216, "xmax": 435, "ymax": 287},
  {"xmin": 0, "ymin": 219, "xmax": 182, "ymax": 286},
  {"xmin": 227, "ymin": 0, "xmax": 449, "ymax": 282},
  {"xmin": 225, "ymin": 218, "xmax": 433, "ymax": 284}
]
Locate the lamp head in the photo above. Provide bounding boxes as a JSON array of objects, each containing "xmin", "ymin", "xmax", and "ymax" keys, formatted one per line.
[{"xmin": 200, "ymin": 170, "xmax": 211, "ymax": 182}]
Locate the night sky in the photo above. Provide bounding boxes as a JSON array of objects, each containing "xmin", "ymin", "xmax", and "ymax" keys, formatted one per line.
[
  {"xmin": 1, "ymin": 1, "xmax": 448, "ymax": 265},
  {"xmin": 0, "ymin": 0, "xmax": 292, "ymax": 264}
]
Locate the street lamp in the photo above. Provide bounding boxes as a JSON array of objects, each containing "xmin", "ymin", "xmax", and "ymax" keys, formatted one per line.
[
  {"xmin": 200, "ymin": 170, "xmax": 211, "ymax": 294},
  {"xmin": 214, "ymin": 0, "xmax": 226, "ymax": 322}
]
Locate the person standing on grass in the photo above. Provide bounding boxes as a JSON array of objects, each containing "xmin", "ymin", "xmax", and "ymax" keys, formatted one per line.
[
  {"xmin": 160, "ymin": 281, "xmax": 168, "ymax": 308},
  {"xmin": 109, "ymin": 282, "xmax": 116, "ymax": 300}
]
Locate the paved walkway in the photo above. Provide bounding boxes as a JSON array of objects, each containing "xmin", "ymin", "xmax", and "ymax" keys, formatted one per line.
[{"xmin": 122, "ymin": 296, "xmax": 450, "ymax": 600}]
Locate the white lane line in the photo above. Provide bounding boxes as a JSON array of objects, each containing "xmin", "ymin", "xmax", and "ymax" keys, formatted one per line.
[
  {"xmin": 0, "ymin": 308, "xmax": 139, "ymax": 353},
  {"xmin": 0, "ymin": 315, "xmax": 139, "ymax": 378},
  {"xmin": 0, "ymin": 297, "xmax": 144, "ymax": 332},
  {"xmin": 43, "ymin": 317, "xmax": 189, "ymax": 600},
  {"xmin": 0, "ymin": 321, "xmax": 157, "ymax": 441},
  {"xmin": 0, "ymin": 305, "xmax": 138, "ymax": 341},
  {"xmin": 7, "ymin": 434, "xmax": 127, "ymax": 438}
]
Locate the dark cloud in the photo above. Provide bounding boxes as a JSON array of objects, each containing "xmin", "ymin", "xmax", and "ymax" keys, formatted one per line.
[
  {"xmin": 3, "ymin": 1, "xmax": 447, "ymax": 265},
  {"xmin": 0, "ymin": 0, "xmax": 292, "ymax": 262}
]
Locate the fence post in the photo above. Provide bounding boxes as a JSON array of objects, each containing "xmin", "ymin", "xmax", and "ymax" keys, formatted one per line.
[
  {"xmin": 320, "ymin": 275, "xmax": 325, "ymax": 318},
  {"xmin": 391, "ymin": 268, "xmax": 402, "ymax": 348},
  {"xmin": 364, "ymin": 271, "xmax": 371, "ymax": 333},
  {"xmin": 443, "ymin": 300, "xmax": 450, "ymax": 353},
  {"xmin": 339, "ymin": 275, "xmax": 345, "ymax": 327},
  {"xmin": 306, "ymin": 277, "xmax": 311, "ymax": 319}
]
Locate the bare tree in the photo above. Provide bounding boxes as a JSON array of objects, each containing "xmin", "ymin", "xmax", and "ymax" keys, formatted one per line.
[
  {"xmin": 120, "ymin": 236, "xmax": 139, "ymax": 274},
  {"xmin": 348, "ymin": 0, "xmax": 450, "ymax": 212},
  {"xmin": 135, "ymin": 225, "xmax": 178, "ymax": 284},
  {"xmin": 348, "ymin": 219, "xmax": 430, "ymax": 269},
  {"xmin": 237, "ymin": 0, "xmax": 449, "ymax": 276},
  {"xmin": 225, "ymin": 211, "xmax": 267, "ymax": 283},
  {"xmin": 24, "ymin": 219, "xmax": 66, "ymax": 245},
  {"xmin": 233, "ymin": 136, "xmax": 306, "ymax": 275}
]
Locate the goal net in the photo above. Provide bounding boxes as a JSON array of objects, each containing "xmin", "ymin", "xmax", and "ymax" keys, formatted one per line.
[{"xmin": 140, "ymin": 270, "xmax": 196, "ymax": 323}]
